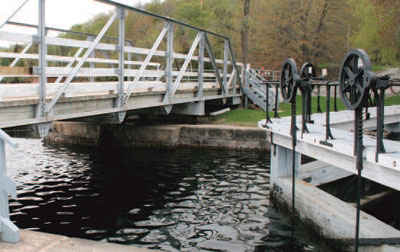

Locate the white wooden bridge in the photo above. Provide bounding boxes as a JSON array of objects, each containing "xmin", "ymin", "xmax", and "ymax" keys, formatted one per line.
[{"xmin": 0, "ymin": 0, "xmax": 281, "ymax": 243}]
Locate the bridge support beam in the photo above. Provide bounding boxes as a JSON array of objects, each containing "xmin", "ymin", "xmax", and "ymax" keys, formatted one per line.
[
  {"xmin": 172, "ymin": 101, "xmax": 205, "ymax": 116},
  {"xmin": 36, "ymin": 0, "xmax": 47, "ymax": 119},
  {"xmin": 385, "ymin": 122, "xmax": 400, "ymax": 133},
  {"xmin": 0, "ymin": 130, "xmax": 19, "ymax": 243},
  {"xmin": 270, "ymin": 144, "xmax": 300, "ymax": 186}
]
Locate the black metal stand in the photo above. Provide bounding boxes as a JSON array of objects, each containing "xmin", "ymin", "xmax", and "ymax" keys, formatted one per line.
[
  {"xmin": 266, "ymin": 83, "xmax": 272, "ymax": 124},
  {"xmin": 290, "ymin": 101, "xmax": 297, "ymax": 233},
  {"xmin": 354, "ymin": 107, "xmax": 364, "ymax": 252},
  {"xmin": 317, "ymin": 85, "xmax": 322, "ymax": 113},
  {"xmin": 320, "ymin": 83, "xmax": 334, "ymax": 147},
  {"xmin": 334, "ymin": 84, "xmax": 338, "ymax": 111},
  {"xmin": 274, "ymin": 83, "xmax": 280, "ymax": 119},
  {"xmin": 300, "ymin": 83, "xmax": 310, "ymax": 135},
  {"xmin": 305, "ymin": 85, "xmax": 313, "ymax": 122},
  {"xmin": 374, "ymin": 76, "xmax": 389, "ymax": 161}
]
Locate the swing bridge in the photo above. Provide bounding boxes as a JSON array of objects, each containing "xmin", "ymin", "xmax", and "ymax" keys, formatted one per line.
[
  {"xmin": 0, "ymin": 0, "xmax": 277, "ymax": 244},
  {"xmin": 3, "ymin": 0, "xmax": 400, "ymax": 250}
]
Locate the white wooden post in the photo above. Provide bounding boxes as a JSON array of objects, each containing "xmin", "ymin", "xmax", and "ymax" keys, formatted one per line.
[{"xmin": 0, "ymin": 130, "xmax": 19, "ymax": 243}]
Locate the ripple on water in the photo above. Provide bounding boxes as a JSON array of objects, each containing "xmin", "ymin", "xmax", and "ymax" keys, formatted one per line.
[{"xmin": 6, "ymin": 140, "xmax": 323, "ymax": 251}]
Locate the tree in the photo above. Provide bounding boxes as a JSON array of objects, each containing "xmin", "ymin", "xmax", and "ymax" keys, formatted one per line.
[
  {"xmin": 351, "ymin": 0, "xmax": 400, "ymax": 64},
  {"xmin": 241, "ymin": 0, "xmax": 250, "ymax": 68}
]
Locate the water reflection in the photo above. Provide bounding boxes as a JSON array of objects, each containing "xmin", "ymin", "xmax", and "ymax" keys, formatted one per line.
[{"xmin": 6, "ymin": 139, "xmax": 319, "ymax": 251}]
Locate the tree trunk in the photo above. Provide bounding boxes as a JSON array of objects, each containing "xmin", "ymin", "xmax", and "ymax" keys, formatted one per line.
[{"xmin": 241, "ymin": 0, "xmax": 251, "ymax": 67}]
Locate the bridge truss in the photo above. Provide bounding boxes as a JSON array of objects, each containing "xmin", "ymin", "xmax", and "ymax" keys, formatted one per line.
[{"xmin": 0, "ymin": 0, "xmax": 248, "ymax": 242}]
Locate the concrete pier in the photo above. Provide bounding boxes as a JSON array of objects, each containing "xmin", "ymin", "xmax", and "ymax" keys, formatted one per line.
[
  {"xmin": 44, "ymin": 122, "xmax": 269, "ymax": 150},
  {"xmin": 0, "ymin": 230, "xmax": 154, "ymax": 252}
]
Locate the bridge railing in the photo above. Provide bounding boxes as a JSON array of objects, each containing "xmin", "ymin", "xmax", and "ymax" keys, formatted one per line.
[{"xmin": 0, "ymin": 0, "xmax": 244, "ymax": 121}]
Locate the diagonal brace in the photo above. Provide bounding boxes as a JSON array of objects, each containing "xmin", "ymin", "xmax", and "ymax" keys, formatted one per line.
[
  {"xmin": 164, "ymin": 32, "xmax": 202, "ymax": 102},
  {"xmin": 46, "ymin": 8, "xmax": 122, "ymax": 113},
  {"xmin": 0, "ymin": 0, "xmax": 30, "ymax": 29},
  {"xmin": 226, "ymin": 39, "xmax": 243, "ymax": 94},
  {"xmin": 54, "ymin": 40, "xmax": 88, "ymax": 84},
  {"xmin": 122, "ymin": 22, "xmax": 171, "ymax": 106},
  {"xmin": 0, "ymin": 43, "xmax": 32, "ymax": 82},
  {"xmin": 204, "ymin": 34, "xmax": 225, "ymax": 94}
]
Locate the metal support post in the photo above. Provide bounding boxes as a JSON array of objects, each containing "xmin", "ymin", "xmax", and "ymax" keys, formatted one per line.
[
  {"xmin": 0, "ymin": 129, "xmax": 19, "ymax": 243},
  {"xmin": 37, "ymin": 0, "xmax": 47, "ymax": 118},
  {"xmin": 116, "ymin": 7, "xmax": 126, "ymax": 123},
  {"xmin": 89, "ymin": 36, "xmax": 95, "ymax": 83},
  {"xmin": 198, "ymin": 32, "xmax": 204, "ymax": 99},
  {"xmin": 127, "ymin": 41, "xmax": 133, "ymax": 82},
  {"xmin": 165, "ymin": 22, "xmax": 174, "ymax": 103},
  {"xmin": 321, "ymin": 83, "xmax": 334, "ymax": 145},
  {"xmin": 223, "ymin": 39, "xmax": 228, "ymax": 94},
  {"xmin": 266, "ymin": 83, "xmax": 272, "ymax": 124}
]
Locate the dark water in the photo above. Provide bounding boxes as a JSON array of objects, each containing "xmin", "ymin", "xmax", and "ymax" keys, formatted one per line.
[{"xmin": 6, "ymin": 139, "xmax": 321, "ymax": 251}]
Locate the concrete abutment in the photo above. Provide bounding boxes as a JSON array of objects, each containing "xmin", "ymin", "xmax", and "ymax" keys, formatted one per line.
[{"xmin": 44, "ymin": 121, "xmax": 269, "ymax": 150}]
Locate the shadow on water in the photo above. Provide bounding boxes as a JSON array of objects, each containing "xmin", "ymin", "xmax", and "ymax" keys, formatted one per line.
[{"xmin": 7, "ymin": 139, "xmax": 326, "ymax": 251}]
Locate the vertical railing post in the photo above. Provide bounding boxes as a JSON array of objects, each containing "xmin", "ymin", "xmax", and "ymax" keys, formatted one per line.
[
  {"xmin": 223, "ymin": 39, "xmax": 228, "ymax": 94},
  {"xmin": 127, "ymin": 41, "xmax": 133, "ymax": 82},
  {"xmin": 198, "ymin": 32, "xmax": 205, "ymax": 99},
  {"xmin": 166, "ymin": 22, "xmax": 173, "ymax": 102},
  {"xmin": 0, "ymin": 130, "xmax": 19, "ymax": 243},
  {"xmin": 89, "ymin": 36, "xmax": 95, "ymax": 83},
  {"xmin": 117, "ymin": 7, "xmax": 125, "ymax": 107},
  {"xmin": 38, "ymin": 0, "xmax": 47, "ymax": 118}
]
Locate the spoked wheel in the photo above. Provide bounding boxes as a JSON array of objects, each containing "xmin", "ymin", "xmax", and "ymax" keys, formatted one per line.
[
  {"xmin": 300, "ymin": 62, "xmax": 316, "ymax": 79},
  {"xmin": 339, "ymin": 49, "xmax": 372, "ymax": 110},
  {"xmin": 280, "ymin": 58, "xmax": 300, "ymax": 103}
]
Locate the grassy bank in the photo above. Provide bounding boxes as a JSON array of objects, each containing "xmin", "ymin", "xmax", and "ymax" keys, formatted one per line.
[{"xmin": 212, "ymin": 95, "xmax": 400, "ymax": 127}]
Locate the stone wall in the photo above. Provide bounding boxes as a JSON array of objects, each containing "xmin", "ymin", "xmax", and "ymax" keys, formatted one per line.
[{"xmin": 45, "ymin": 122, "xmax": 269, "ymax": 151}]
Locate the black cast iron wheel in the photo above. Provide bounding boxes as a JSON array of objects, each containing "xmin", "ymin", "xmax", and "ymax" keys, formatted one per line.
[
  {"xmin": 339, "ymin": 49, "xmax": 372, "ymax": 110},
  {"xmin": 280, "ymin": 58, "xmax": 300, "ymax": 103},
  {"xmin": 300, "ymin": 62, "xmax": 316, "ymax": 79}
]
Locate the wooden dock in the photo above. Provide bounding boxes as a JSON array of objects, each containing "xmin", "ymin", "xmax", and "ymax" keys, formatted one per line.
[{"xmin": 261, "ymin": 105, "xmax": 400, "ymax": 251}]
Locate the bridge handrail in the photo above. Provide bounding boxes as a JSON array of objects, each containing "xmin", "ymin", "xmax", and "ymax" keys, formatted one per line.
[
  {"xmin": 0, "ymin": 0, "xmax": 244, "ymax": 120},
  {"xmin": 95, "ymin": 0, "xmax": 229, "ymax": 40},
  {"xmin": 6, "ymin": 21, "xmax": 137, "ymax": 46}
]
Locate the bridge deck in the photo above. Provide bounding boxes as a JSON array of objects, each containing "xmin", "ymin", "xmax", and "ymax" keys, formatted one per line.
[{"xmin": 0, "ymin": 83, "xmax": 241, "ymax": 129}]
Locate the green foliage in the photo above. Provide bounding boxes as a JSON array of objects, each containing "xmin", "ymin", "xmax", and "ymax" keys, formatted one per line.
[
  {"xmin": 351, "ymin": 0, "xmax": 400, "ymax": 65},
  {"xmin": 214, "ymin": 94, "xmax": 400, "ymax": 127}
]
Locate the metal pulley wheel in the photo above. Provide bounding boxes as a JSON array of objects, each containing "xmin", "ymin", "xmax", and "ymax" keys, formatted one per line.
[
  {"xmin": 300, "ymin": 62, "xmax": 316, "ymax": 79},
  {"xmin": 280, "ymin": 58, "xmax": 300, "ymax": 103},
  {"xmin": 339, "ymin": 49, "xmax": 373, "ymax": 110}
]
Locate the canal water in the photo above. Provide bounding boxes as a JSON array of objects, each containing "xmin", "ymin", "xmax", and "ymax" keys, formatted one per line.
[{"xmin": 6, "ymin": 139, "xmax": 325, "ymax": 251}]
